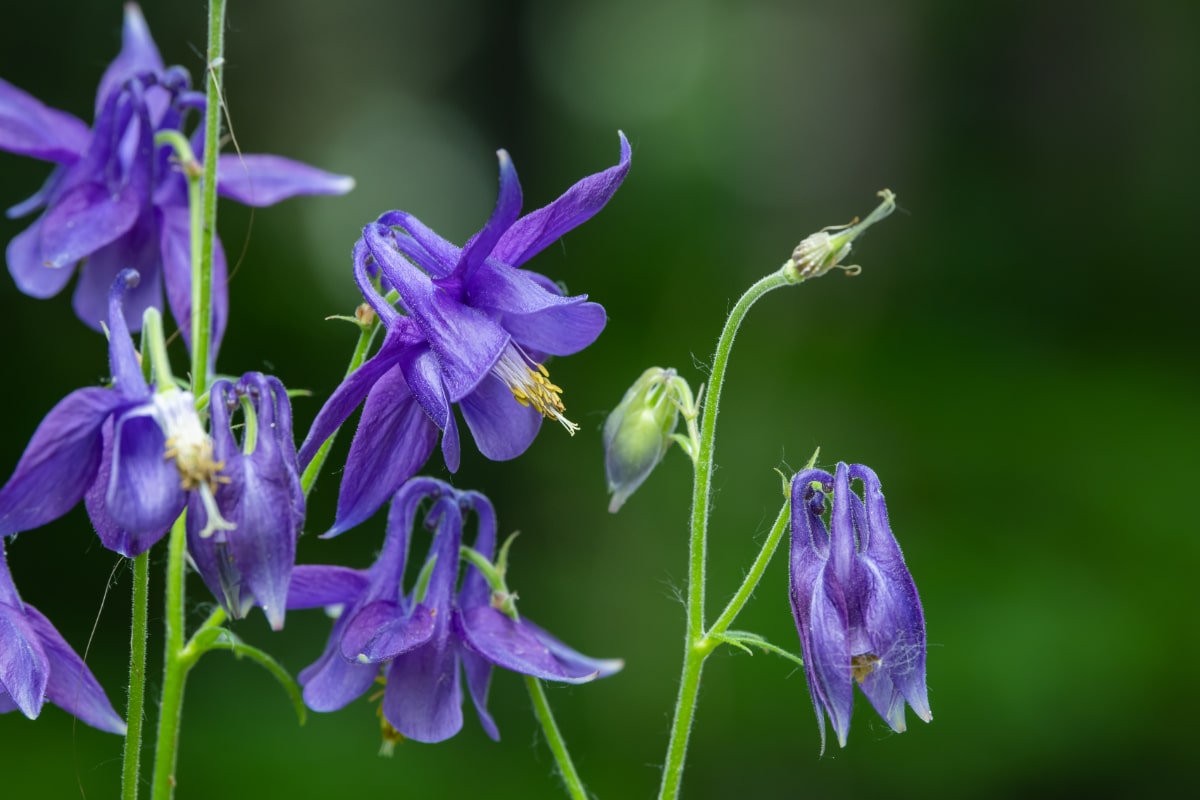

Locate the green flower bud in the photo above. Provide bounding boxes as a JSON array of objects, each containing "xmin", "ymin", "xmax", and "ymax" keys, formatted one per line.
[{"xmin": 603, "ymin": 367, "xmax": 689, "ymax": 513}]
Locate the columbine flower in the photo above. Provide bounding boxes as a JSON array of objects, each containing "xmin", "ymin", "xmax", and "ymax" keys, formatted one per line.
[
  {"xmin": 300, "ymin": 134, "xmax": 631, "ymax": 535},
  {"xmin": 288, "ymin": 477, "xmax": 621, "ymax": 743},
  {"xmin": 186, "ymin": 373, "xmax": 303, "ymax": 630},
  {"xmin": 789, "ymin": 462, "xmax": 931, "ymax": 752},
  {"xmin": 0, "ymin": 270, "xmax": 231, "ymax": 555},
  {"xmin": 0, "ymin": 539, "xmax": 125, "ymax": 733},
  {"xmin": 0, "ymin": 3, "xmax": 353, "ymax": 353}
]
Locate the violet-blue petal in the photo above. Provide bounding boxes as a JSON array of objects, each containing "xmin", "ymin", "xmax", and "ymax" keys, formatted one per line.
[
  {"xmin": 105, "ymin": 268, "xmax": 150, "ymax": 396},
  {"xmin": 71, "ymin": 215, "xmax": 161, "ymax": 331},
  {"xmin": 340, "ymin": 600, "xmax": 435, "ymax": 663},
  {"xmin": 299, "ymin": 615, "xmax": 379, "ymax": 713},
  {"xmin": 455, "ymin": 150, "xmax": 522, "ymax": 284},
  {"xmin": 455, "ymin": 607, "xmax": 618, "ymax": 683},
  {"xmin": 0, "ymin": 602, "xmax": 49, "ymax": 719},
  {"xmin": 492, "ymin": 131, "xmax": 632, "ymax": 267},
  {"xmin": 459, "ymin": 373, "xmax": 542, "ymax": 461},
  {"xmin": 37, "ymin": 181, "xmax": 141, "ymax": 270},
  {"xmin": 328, "ymin": 365, "xmax": 437, "ymax": 537},
  {"xmin": 0, "ymin": 387, "xmax": 127, "ymax": 537},
  {"xmin": 228, "ymin": 445, "xmax": 297, "ymax": 630},
  {"xmin": 808, "ymin": 573, "xmax": 853, "ymax": 749},
  {"xmin": 5, "ymin": 216, "xmax": 75, "ymax": 299},
  {"xmin": 460, "ymin": 647, "xmax": 499, "ymax": 741},
  {"xmin": 469, "ymin": 260, "xmax": 607, "ymax": 356},
  {"xmin": 216, "ymin": 154, "xmax": 354, "ymax": 207},
  {"xmin": 86, "ymin": 419, "xmax": 171, "ymax": 557},
  {"xmin": 95, "ymin": 3, "xmax": 163, "ymax": 116},
  {"xmin": 286, "ymin": 565, "xmax": 368, "ymax": 610},
  {"xmin": 25, "ymin": 606, "xmax": 125, "ymax": 734},
  {"xmin": 399, "ymin": 346, "xmax": 461, "ymax": 473},
  {"xmin": 105, "ymin": 408, "xmax": 186, "ymax": 533},
  {"xmin": 383, "ymin": 641, "xmax": 463, "ymax": 743},
  {"xmin": 375, "ymin": 210, "xmax": 460, "ymax": 278},
  {"xmin": 0, "ymin": 78, "xmax": 89, "ymax": 163},
  {"xmin": 297, "ymin": 337, "xmax": 406, "ymax": 468},
  {"xmin": 366, "ymin": 223, "xmax": 509, "ymax": 401}
]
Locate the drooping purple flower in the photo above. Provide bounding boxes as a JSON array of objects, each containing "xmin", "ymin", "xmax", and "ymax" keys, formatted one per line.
[
  {"xmin": 0, "ymin": 539, "xmax": 125, "ymax": 733},
  {"xmin": 0, "ymin": 270, "xmax": 231, "ymax": 556},
  {"xmin": 0, "ymin": 3, "xmax": 353, "ymax": 355},
  {"xmin": 186, "ymin": 373, "xmax": 303, "ymax": 630},
  {"xmin": 789, "ymin": 462, "xmax": 931, "ymax": 752},
  {"xmin": 300, "ymin": 134, "xmax": 631, "ymax": 535},
  {"xmin": 288, "ymin": 477, "xmax": 621, "ymax": 743}
]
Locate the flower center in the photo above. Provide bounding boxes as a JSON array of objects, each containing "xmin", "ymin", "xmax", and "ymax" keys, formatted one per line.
[
  {"xmin": 154, "ymin": 389, "xmax": 235, "ymax": 538},
  {"xmin": 491, "ymin": 345, "xmax": 579, "ymax": 435},
  {"xmin": 851, "ymin": 652, "xmax": 881, "ymax": 684}
]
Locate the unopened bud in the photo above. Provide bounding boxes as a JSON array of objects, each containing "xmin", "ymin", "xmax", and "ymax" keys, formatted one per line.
[{"xmin": 603, "ymin": 367, "xmax": 689, "ymax": 513}]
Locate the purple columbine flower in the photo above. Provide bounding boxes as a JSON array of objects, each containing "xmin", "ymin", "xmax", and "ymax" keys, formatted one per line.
[
  {"xmin": 0, "ymin": 3, "xmax": 353, "ymax": 354},
  {"xmin": 300, "ymin": 134, "xmax": 631, "ymax": 535},
  {"xmin": 0, "ymin": 539, "xmax": 125, "ymax": 733},
  {"xmin": 288, "ymin": 477, "xmax": 621, "ymax": 743},
  {"xmin": 789, "ymin": 462, "xmax": 932, "ymax": 752},
  {"xmin": 186, "ymin": 373, "xmax": 303, "ymax": 630},
  {"xmin": 0, "ymin": 270, "xmax": 231, "ymax": 555}
]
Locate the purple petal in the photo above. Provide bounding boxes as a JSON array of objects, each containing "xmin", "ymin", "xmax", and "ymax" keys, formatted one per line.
[
  {"xmin": 327, "ymin": 365, "xmax": 438, "ymax": 537},
  {"xmin": 492, "ymin": 131, "xmax": 632, "ymax": 267},
  {"xmin": 459, "ymin": 373, "xmax": 543, "ymax": 461},
  {"xmin": 455, "ymin": 150, "xmax": 522, "ymax": 283},
  {"xmin": 71, "ymin": 214, "xmax": 161, "ymax": 332},
  {"xmin": 0, "ymin": 387, "xmax": 125, "ymax": 537},
  {"xmin": 297, "ymin": 335, "xmax": 407, "ymax": 468},
  {"xmin": 287, "ymin": 565, "xmax": 368, "ymax": 610},
  {"xmin": 86, "ymin": 419, "xmax": 171, "ymax": 557},
  {"xmin": 340, "ymin": 601, "xmax": 435, "ymax": 663},
  {"xmin": 455, "ymin": 607, "xmax": 619, "ymax": 683},
  {"xmin": 0, "ymin": 602, "xmax": 49, "ymax": 719},
  {"xmin": 217, "ymin": 154, "xmax": 354, "ymax": 207},
  {"xmin": 375, "ymin": 210, "xmax": 460, "ymax": 278},
  {"xmin": 808, "ymin": 571, "xmax": 853, "ymax": 749},
  {"xmin": 105, "ymin": 268, "xmax": 150, "ymax": 396},
  {"xmin": 105, "ymin": 407, "xmax": 187, "ymax": 533},
  {"xmin": 298, "ymin": 615, "xmax": 379, "ymax": 712},
  {"xmin": 0, "ymin": 78, "xmax": 89, "ymax": 162},
  {"xmin": 399, "ymin": 346, "xmax": 460, "ymax": 473},
  {"xmin": 460, "ymin": 647, "xmax": 499, "ymax": 740},
  {"xmin": 6, "ymin": 216, "xmax": 75, "ymax": 299},
  {"xmin": 383, "ymin": 641, "xmax": 463, "ymax": 743},
  {"xmin": 37, "ymin": 181, "xmax": 141, "ymax": 270},
  {"xmin": 95, "ymin": 3, "xmax": 163, "ymax": 116},
  {"xmin": 366, "ymin": 224, "xmax": 510, "ymax": 401},
  {"xmin": 25, "ymin": 606, "xmax": 125, "ymax": 733}
]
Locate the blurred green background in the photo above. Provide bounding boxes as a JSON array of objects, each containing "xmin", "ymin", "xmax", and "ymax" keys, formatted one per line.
[{"xmin": 2, "ymin": 1, "xmax": 1196, "ymax": 797}]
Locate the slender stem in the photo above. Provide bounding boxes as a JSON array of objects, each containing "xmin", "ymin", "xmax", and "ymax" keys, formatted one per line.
[
  {"xmin": 150, "ymin": 515, "xmax": 189, "ymax": 800},
  {"xmin": 525, "ymin": 676, "xmax": 588, "ymax": 800},
  {"xmin": 300, "ymin": 315, "xmax": 382, "ymax": 497},
  {"xmin": 192, "ymin": 0, "xmax": 227, "ymax": 396},
  {"xmin": 120, "ymin": 553, "xmax": 150, "ymax": 800},
  {"xmin": 707, "ymin": 498, "xmax": 791, "ymax": 639},
  {"xmin": 658, "ymin": 270, "xmax": 791, "ymax": 800}
]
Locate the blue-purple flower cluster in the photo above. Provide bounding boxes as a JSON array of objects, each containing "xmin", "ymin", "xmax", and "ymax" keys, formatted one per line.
[{"xmin": 0, "ymin": 4, "xmax": 629, "ymax": 736}]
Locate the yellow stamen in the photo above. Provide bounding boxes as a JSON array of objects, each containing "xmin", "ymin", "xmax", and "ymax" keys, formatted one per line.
[{"xmin": 492, "ymin": 346, "xmax": 579, "ymax": 434}]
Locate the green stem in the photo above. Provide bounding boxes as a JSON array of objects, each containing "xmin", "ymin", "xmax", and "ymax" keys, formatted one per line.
[
  {"xmin": 150, "ymin": 515, "xmax": 189, "ymax": 800},
  {"xmin": 707, "ymin": 498, "xmax": 791, "ymax": 639},
  {"xmin": 120, "ymin": 553, "xmax": 150, "ymax": 800},
  {"xmin": 525, "ymin": 676, "xmax": 588, "ymax": 800},
  {"xmin": 658, "ymin": 269, "xmax": 791, "ymax": 800},
  {"xmin": 300, "ymin": 314, "xmax": 382, "ymax": 497},
  {"xmin": 192, "ymin": 0, "xmax": 226, "ymax": 396}
]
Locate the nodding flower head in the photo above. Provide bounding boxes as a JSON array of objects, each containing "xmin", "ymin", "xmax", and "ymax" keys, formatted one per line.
[{"xmin": 789, "ymin": 462, "xmax": 930, "ymax": 752}]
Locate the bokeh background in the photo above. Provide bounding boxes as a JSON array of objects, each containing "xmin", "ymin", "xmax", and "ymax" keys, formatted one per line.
[{"xmin": 2, "ymin": 1, "xmax": 1196, "ymax": 798}]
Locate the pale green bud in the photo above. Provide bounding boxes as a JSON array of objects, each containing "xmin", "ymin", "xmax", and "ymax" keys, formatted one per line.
[{"xmin": 603, "ymin": 367, "xmax": 688, "ymax": 513}]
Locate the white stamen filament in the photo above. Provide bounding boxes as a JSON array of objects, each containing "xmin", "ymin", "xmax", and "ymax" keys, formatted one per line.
[
  {"xmin": 491, "ymin": 345, "xmax": 579, "ymax": 435},
  {"xmin": 154, "ymin": 388, "xmax": 235, "ymax": 537}
]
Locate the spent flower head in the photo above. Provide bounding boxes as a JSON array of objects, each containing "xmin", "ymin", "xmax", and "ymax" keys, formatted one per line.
[{"xmin": 784, "ymin": 190, "xmax": 896, "ymax": 282}]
